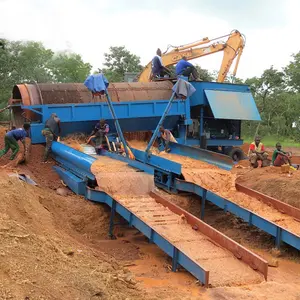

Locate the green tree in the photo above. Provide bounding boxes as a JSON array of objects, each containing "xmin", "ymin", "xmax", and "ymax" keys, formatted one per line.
[
  {"xmin": 0, "ymin": 39, "xmax": 92, "ymax": 112},
  {"xmin": 102, "ymin": 46, "xmax": 143, "ymax": 82},
  {"xmin": 49, "ymin": 52, "xmax": 92, "ymax": 83},
  {"xmin": 285, "ymin": 51, "xmax": 300, "ymax": 91},
  {"xmin": 195, "ymin": 65, "xmax": 213, "ymax": 81}
]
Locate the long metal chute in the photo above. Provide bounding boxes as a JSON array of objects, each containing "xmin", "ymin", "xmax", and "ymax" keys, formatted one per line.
[
  {"xmin": 145, "ymin": 91, "xmax": 176, "ymax": 154},
  {"xmin": 104, "ymin": 90, "xmax": 130, "ymax": 158}
]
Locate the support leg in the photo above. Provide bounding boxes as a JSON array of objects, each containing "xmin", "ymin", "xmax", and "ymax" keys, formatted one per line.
[
  {"xmin": 109, "ymin": 200, "xmax": 116, "ymax": 239},
  {"xmin": 172, "ymin": 247, "xmax": 179, "ymax": 272},
  {"xmin": 201, "ymin": 189, "xmax": 207, "ymax": 220},
  {"xmin": 275, "ymin": 227, "xmax": 281, "ymax": 249}
]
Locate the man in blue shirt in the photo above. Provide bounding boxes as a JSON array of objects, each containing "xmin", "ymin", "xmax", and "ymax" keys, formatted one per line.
[
  {"xmin": 175, "ymin": 56, "xmax": 199, "ymax": 80},
  {"xmin": 0, "ymin": 123, "xmax": 31, "ymax": 160},
  {"xmin": 151, "ymin": 48, "xmax": 171, "ymax": 79}
]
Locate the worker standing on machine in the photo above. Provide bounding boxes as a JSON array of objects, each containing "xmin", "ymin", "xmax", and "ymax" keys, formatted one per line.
[
  {"xmin": 248, "ymin": 136, "xmax": 268, "ymax": 168},
  {"xmin": 42, "ymin": 113, "xmax": 61, "ymax": 162},
  {"xmin": 159, "ymin": 126, "xmax": 177, "ymax": 153},
  {"xmin": 0, "ymin": 123, "xmax": 31, "ymax": 161},
  {"xmin": 87, "ymin": 119, "xmax": 109, "ymax": 149},
  {"xmin": 151, "ymin": 49, "xmax": 171, "ymax": 79},
  {"xmin": 175, "ymin": 56, "xmax": 199, "ymax": 80}
]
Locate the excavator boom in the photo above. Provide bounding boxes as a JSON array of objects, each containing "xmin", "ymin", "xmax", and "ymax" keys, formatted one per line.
[{"xmin": 138, "ymin": 30, "xmax": 245, "ymax": 83}]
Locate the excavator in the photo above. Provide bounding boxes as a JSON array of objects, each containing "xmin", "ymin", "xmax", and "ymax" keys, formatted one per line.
[{"xmin": 138, "ymin": 30, "xmax": 245, "ymax": 83}]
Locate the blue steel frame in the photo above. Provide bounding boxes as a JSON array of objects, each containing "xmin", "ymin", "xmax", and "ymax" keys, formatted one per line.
[
  {"xmin": 126, "ymin": 146, "xmax": 300, "ymax": 250},
  {"xmin": 53, "ymin": 164, "xmax": 209, "ymax": 286},
  {"xmin": 52, "ymin": 140, "xmax": 300, "ymax": 251},
  {"xmin": 21, "ymin": 98, "xmax": 191, "ymax": 144},
  {"xmin": 174, "ymin": 180, "xmax": 300, "ymax": 250}
]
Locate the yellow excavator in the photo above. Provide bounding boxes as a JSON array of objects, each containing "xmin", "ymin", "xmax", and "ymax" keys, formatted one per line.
[{"xmin": 138, "ymin": 30, "xmax": 245, "ymax": 83}]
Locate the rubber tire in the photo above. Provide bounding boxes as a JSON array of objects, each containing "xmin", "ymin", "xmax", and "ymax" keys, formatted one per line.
[{"xmin": 229, "ymin": 148, "xmax": 245, "ymax": 162}]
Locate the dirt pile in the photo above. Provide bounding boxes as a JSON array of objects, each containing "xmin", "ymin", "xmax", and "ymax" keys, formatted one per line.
[
  {"xmin": 91, "ymin": 156, "xmax": 154, "ymax": 196},
  {"xmin": 0, "ymin": 172, "xmax": 148, "ymax": 299},
  {"xmin": 61, "ymin": 133, "xmax": 87, "ymax": 152},
  {"xmin": 237, "ymin": 166, "xmax": 300, "ymax": 209},
  {"xmin": 240, "ymin": 143, "xmax": 250, "ymax": 156}
]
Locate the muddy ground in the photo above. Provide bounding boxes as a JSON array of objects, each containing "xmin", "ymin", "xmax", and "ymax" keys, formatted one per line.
[{"xmin": 0, "ymin": 131, "xmax": 299, "ymax": 299}]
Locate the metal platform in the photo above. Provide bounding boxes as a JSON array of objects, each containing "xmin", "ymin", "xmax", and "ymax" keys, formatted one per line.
[
  {"xmin": 126, "ymin": 144, "xmax": 300, "ymax": 251},
  {"xmin": 18, "ymin": 98, "xmax": 191, "ymax": 144},
  {"xmin": 51, "ymin": 142, "xmax": 268, "ymax": 287}
]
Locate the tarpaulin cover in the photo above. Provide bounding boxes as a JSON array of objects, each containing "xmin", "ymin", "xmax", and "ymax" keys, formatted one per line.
[
  {"xmin": 84, "ymin": 73, "xmax": 109, "ymax": 93},
  {"xmin": 172, "ymin": 79, "xmax": 196, "ymax": 98},
  {"xmin": 204, "ymin": 90, "xmax": 261, "ymax": 121}
]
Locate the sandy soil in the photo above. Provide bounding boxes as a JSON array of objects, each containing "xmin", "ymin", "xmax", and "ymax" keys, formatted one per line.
[{"xmin": 0, "ymin": 130, "xmax": 300, "ymax": 299}]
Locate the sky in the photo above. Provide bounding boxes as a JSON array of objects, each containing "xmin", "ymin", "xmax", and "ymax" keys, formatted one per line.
[{"xmin": 0, "ymin": 0, "xmax": 299, "ymax": 79}]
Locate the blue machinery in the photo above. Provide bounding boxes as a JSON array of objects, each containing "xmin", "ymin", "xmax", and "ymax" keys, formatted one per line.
[
  {"xmin": 12, "ymin": 81, "xmax": 260, "ymax": 160},
  {"xmin": 51, "ymin": 141, "xmax": 269, "ymax": 286},
  {"xmin": 10, "ymin": 80, "xmax": 300, "ymax": 285}
]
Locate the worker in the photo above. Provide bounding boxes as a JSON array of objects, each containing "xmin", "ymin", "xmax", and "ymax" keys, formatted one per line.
[
  {"xmin": 87, "ymin": 119, "xmax": 109, "ymax": 149},
  {"xmin": 272, "ymin": 142, "xmax": 291, "ymax": 167},
  {"xmin": 42, "ymin": 113, "xmax": 61, "ymax": 162},
  {"xmin": 248, "ymin": 136, "xmax": 268, "ymax": 168},
  {"xmin": 175, "ymin": 56, "xmax": 199, "ymax": 80},
  {"xmin": 0, "ymin": 123, "xmax": 31, "ymax": 160},
  {"xmin": 151, "ymin": 48, "xmax": 171, "ymax": 79},
  {"xmin": 158, "ymin": 126, "xmax": 177, "ymax": 153}
]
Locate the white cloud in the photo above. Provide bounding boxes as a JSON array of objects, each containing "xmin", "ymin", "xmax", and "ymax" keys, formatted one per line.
[{"xmin": 0, "ymin": 0, "xmax": 299, "ymax": 80}]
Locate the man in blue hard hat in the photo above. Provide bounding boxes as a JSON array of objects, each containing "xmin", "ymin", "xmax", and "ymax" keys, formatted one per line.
[{"xmin": 0, "ymin": 123, "xmax": 31, "ymax": 160}]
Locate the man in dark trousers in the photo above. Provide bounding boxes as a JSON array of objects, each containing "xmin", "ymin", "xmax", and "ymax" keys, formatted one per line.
[
  {"xmin": 0, "ymin": 123, "xmax": 31, "ymax": 160},
  {"xmin": 175, "ymin": 56, "xmax": 199, "ymax": 80},
  {"xmin": 151, "ymin": 48, "xmax": 171, "ymax": 79},
  {"xmin": 87, "ymin": 119, "xmax": 110, "ymax": 149},
  {"xmin": 42, "ymin": 113, "xmax": 61, "ymax": 162}
]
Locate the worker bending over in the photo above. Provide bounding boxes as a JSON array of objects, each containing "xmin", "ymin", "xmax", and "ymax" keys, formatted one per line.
[
  {"xmin": 248, "ymin": 136, "xmax": 268, "ymax": 168},
  {"xmin": 272, "ymin": 142, "xmax": 291, "ymax": 166},
  {"xmin": 151, "ymin": 48, "xmax": 171, "ymax": 79},
  {"xmin": 87, "ymin": 119, "xmax": 109, "ymax": 149},
  {"xmin": 159, "ymin": 126, "xmax": 177, "ymax": 153},
  {"xmin": 176, "ymin": 56, "xmax": 199, "ymax": 80},
  {"xmin": 42, "ymin": 113, "xmax": 61, "ymax": 162},
  {"xmin": 0, "ymin": 123, "xmax": 31, "ymax": 160}
]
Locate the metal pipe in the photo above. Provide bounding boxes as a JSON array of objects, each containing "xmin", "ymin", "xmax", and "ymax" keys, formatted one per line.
[
  {"xmin": 145, "ymin": 91, "xmax": 176, "ymax": 154},
  {"xmin": 104, "ymin": 90, "xmax": 130, "ymax": 158},
  {"xmin": 199, "ymin": 106, "xmax": 204, "ymax": 137},
  {"xmin": 51, "ymin": 141, "xmax": 96, "ymax": 174}
]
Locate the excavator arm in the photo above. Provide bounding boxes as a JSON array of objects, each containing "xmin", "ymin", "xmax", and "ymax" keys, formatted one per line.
[{"xmin": 138, "ymin": 30, "xmax": 245, "ymax": 83}]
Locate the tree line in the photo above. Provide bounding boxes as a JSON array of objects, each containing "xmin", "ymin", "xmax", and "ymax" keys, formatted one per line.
[{"xmin": 0, "ymin": 39, "xmax": 300, "ymax": 140}]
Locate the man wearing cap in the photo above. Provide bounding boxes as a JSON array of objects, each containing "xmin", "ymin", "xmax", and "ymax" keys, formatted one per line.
[{"xmin": 42, "ymin": 113, "xmax": 61, "ymax": 162}]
